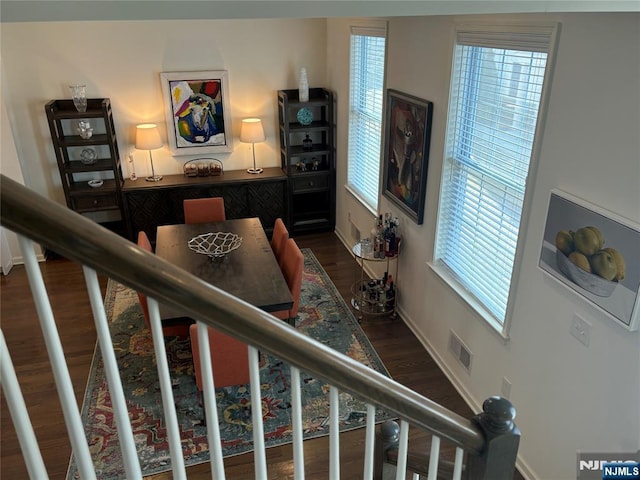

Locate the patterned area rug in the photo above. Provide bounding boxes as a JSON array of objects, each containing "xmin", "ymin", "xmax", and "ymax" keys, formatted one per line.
[{"xmin": 68, "ymin": 248, "xmax": 392, "ymax": 479}]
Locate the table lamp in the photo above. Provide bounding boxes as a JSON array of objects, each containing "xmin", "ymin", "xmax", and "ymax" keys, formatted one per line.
[
  {"xmin": 240, "ymin": 118, "xmax": 265, "ymax": 174},
  {"xmin": 135, "ymin": 123, "xmax": 163, "ymax": 182}
]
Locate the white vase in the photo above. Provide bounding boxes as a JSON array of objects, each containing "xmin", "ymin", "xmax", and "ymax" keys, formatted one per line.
[{"xmin": 298, "ymin": 67, "xmax": 309, "ymax": 102}]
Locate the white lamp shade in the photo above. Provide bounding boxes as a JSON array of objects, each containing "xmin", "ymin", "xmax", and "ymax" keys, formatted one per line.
[
  {"xmin": 135, "ymin": 124, "xmax": 163, "ymax": 150},
  {"xmin": 240, "ymin": 118, "xmax": 266, "ymax": 143}
]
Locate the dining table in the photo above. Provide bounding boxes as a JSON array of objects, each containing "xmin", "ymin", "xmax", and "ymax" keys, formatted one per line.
[{"xmin": 154, "ymin": 217, "xmax": 293, "ymax": 321}]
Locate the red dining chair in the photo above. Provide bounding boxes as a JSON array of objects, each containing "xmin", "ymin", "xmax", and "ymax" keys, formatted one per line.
[
  {"xmin": 270, "ymin": 218, "xmax": 289, "ymax": 267},
  {"xmin": 183, "ymin": 197, "xmax": 226, "ymax": 224},
  {"xmin": 189, "ymin": 324, "xmax": 250, "ymax": 389},
  {"xmin": 272, "ymin": 238, "xmax": 304, "ymax": 326},
  {"xmin": 136, "ymin": 231, "xmax": 191, "ymax": 337}
]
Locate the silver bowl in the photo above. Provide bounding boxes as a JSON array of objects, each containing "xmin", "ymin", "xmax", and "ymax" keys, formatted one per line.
[
  {"xmin": 188, "ymin": 232, "xmax": 242, "ymax": 260},
  {"xmin": 555, "ymin": 250, "xmax": 617, "ymax": 297}
]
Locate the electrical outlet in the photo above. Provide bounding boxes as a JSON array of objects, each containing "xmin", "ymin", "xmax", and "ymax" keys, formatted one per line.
[
  {"xmin": 501, "ymin": 377, "xmax": 512, "ymax": 399},
  {"xmin": 570, "ymin": 314, "xmax": 592, "ymax": 347}
]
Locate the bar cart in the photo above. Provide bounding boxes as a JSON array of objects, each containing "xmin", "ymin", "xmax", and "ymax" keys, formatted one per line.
[{"xmin": 350, "ymin": 239, "xmax": 400, "ymax": 321}]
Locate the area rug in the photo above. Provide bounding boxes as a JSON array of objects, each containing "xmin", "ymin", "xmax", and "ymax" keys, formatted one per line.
[{"xmin": 67, "ymin": 248, "xmax": 392, "ymax": 479}]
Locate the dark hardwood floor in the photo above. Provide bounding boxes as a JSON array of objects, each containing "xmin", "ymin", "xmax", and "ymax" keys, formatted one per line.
[{"xmin": 1, "ymin": 232, "xmax": 519, "ymax": 479}]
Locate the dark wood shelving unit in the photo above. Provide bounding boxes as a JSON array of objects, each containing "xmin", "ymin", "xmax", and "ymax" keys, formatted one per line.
[
  {"xmin": 278, "ymin": 88, "xmax": 336, "ymax": 234},
  {"xmin": 45, "ymin": 98, "xmax": 125, "ymax": 235}
]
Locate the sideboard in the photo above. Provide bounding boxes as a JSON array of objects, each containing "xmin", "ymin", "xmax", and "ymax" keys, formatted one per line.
[{"xmin": 121, "ymin": 167, "xmax": 288, "ymax": 242}]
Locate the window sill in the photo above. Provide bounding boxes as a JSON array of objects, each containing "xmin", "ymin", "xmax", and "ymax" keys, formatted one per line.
[
  {"xmin": 344, "ymin": 184, "xmax": 378, "ymax": 217},
  {"xmin": 427, "ymin": 261, "xmax": 510, "ymax": 343}
]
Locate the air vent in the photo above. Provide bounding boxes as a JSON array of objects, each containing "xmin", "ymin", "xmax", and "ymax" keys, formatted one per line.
[{"xmin": 449, "ymin": 330, "xmax": 472, "ymax": 373}]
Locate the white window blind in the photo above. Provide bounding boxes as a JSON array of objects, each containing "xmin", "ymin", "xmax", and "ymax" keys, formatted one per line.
[
  {"xmin": 434, "ymin": 24, "xmax": 555, "ymax": 328},
  {"xmin": 347, "ymin": 25, "xmax": 386, "ymax": 211}
]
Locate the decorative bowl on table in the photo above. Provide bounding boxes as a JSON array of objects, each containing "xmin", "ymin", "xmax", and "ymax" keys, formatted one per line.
[{"xmin": 188, "ymin": 232, "xmax": 242, "ymax": 261}]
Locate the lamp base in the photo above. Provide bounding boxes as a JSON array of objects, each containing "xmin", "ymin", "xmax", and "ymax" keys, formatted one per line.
[
  {"xmin": 145, "ymin": 175, "xmax": 163, "ymax": 182},
  {"xmin": 247, "ymin": 167, "xmax": 263, "ymax": 174}
]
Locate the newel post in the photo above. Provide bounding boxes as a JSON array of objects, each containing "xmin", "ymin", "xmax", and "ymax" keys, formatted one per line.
[
  {"xmin": 373, "ymin": 420, "xmax": 400, "ymax": 480},
  {"xmin": 466, "ymin": 396, "xmax": 520, "ymax": 480}
]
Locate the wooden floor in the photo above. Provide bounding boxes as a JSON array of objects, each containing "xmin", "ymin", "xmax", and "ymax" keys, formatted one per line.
[{"xmin": 0, "ymin": 232, "xmax": 520, "ymax": 479}]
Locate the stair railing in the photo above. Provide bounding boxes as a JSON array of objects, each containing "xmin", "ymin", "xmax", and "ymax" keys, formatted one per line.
[{"xmin": 0, "ymin": 174, "xmax": 520, "ymax": 479}]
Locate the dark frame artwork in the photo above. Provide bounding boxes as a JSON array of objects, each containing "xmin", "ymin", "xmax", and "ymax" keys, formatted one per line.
[{"xmin": 382, "ymin": 89, "xmax": 433, "ymax": 225}]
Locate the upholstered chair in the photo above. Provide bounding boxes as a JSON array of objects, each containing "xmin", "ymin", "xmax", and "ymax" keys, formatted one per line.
[
  {"xmin": 189, "ymin": 324, "xmax": 250, "ymax": 389},
  {"xmin": 136, "ymin": 231, "xmax": 191, "ymax": 337},
  {"xmin": 183, "ymin": 197, "xmax": 226, "ymax": 224},
  {"xmin": 272, "ymin": 238, "xmax": 304, "ymax": 326},
  {"xmin": 270, "ymin": 218, "xmax": 289, "ymax": 267}
]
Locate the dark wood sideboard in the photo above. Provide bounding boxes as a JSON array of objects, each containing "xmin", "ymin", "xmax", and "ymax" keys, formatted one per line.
[{"xmin": 121, "ymin": 167, "xmax": 288, "ymax": 243}]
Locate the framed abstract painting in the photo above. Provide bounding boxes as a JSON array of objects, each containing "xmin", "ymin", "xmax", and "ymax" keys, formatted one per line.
[
  {"xmin": 160, "ymin": 70, "xmax": 233, "ymax": 156},
  {"xmin": 382, "ymin": 89, "xmax": 433, "ymax": 225}
]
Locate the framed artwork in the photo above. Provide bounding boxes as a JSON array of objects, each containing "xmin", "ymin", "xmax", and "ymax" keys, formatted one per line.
[
  {"xmin": 539, "ymin": 189, "xmax": 640, "ymax": 331},
  {"xmin": 382, "ymin": 89, "xmax": 433, "ymax": 225},
  {"xmin": 160, "ymin": 70, "xmax": 233, "ymax": 156}
]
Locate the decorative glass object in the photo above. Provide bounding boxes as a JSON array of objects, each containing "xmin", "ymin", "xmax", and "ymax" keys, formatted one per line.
[
  {"xmin": 77, "ymin": 119, "xmax": 93, "ymax": 139},
  {"xmin": 298, "ymin": 67, "xmax": 309, "ymax": 102},
  {"xmin": 80, "ymin": 148, "xmax": 97, "ymax": 165},
  {"xmin": 69, "ymin": 84, "xmax": 87, "ymax": 113},
  {"xmin": 127, "ymin": 153, "xmax": 137, "ymax": 181},
  {"xmin": 296, "ymin": 107, "xmax": 313, "ymax": 126},
  {"xmin": 188, "ymin": 232, "xmax": 243, "ymax": 261}
]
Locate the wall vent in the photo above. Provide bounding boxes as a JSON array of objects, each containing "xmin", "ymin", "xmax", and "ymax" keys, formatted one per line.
[{"xmin": 448, "ymin": 330, "xmax": 472, "ymax": 373}]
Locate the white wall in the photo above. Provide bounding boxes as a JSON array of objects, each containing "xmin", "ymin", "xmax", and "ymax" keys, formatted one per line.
[
  {"xmin": 2, "ymin": 10, "xmax": 639, "ymax": 479},
  {"xmin": 0, "ymin": 19, "xmax": 327, "ymax": 205},
  {"xmin": 1, "ymin": 59, "xmax": 45, "ymax": 267},
  {"xmin": 328, "ymin": 12, "xmax": 640, "ymax": 479}
]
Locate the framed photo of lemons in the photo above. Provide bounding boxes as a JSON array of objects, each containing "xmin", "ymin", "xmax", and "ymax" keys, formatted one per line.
[
  {"xmin": 539, "ymin": 189, "xmax": 640, "ymax": 331},
  {"xmin": 160, "ymin": 70, "xmax": 233, "ymax": 156}
]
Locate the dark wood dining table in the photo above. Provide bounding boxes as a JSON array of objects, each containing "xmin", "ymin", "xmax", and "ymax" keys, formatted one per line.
[{"xmin": 155, "ymin": 217, "xmax": 293, "ymax": 320}]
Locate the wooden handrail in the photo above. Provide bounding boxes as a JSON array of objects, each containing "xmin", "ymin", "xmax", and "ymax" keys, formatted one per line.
[{"xmin": 1, "ymin": 174, "xmax": 486, "ymax": 454}]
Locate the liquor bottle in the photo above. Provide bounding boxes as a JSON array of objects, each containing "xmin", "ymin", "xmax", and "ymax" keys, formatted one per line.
[
  {"xmin": 386, "ymin": 280, "xmax": 395, "ymax": 309},
  {"xmin": 385, "ymin": 226, "xmax": 395, "ymax": 257},
  {"xmin": 303, "ymin": 133, "xmax": 313, "ymax": 151}
]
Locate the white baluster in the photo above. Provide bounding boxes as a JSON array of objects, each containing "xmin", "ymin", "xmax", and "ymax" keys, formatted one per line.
[
  {"xmin": 427, "ymin": 435, "xmax": 440, "ymax": 480},
  {"xmin": 290, "ymin": 366, "xmax": 305, "ymax": 480},
  {"xmin": 330, "ymin": 386, "xmax": 340, "ymax": 479},
  {"xmin": 395, "ymin": 420, "xmax": 409, "ymax": 480},
  {"xmin": 452, "ymin": 447, "xmax": 464, "ymax": 480},
  {"xmin": 249, "ymin": 346, "xmax": 267, "ymax": 479},
  {"xmin": 82, "ymin": 267, "xmax": 141, "ymax": 479},
  {"xmin": 0, "ymin": 330, "xmax": 48, "ymax": 479},
  {"xmin": 147, "ymin": 297, "xmax": 186, "ymax": 479},
  {"xmin": 363, "ymin": 403, "xmax": 376, "ymax": 480},
  {"xmin": 18, "ymin": 235, "xmax": 97, "ymax": 480},
  {"xmin": 196, "ymin": 321, "xmax": 226, "ymax": 480}
]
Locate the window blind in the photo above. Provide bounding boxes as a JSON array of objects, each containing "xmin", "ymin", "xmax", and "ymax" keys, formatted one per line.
[
  {"xmin": 435, "ymin": 25, "xmax": 553, "ymax": 326},
  {"xmin": 347, "ymin": 25, "xmax": 386, "ymax": 211}
]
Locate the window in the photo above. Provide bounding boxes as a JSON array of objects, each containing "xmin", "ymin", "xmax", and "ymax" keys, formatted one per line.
[
  {"xmin": 347, "ymin": 25, "xmax": 387, "ymax": 212},
  {"xmin": 433, "ymin": 24, "xmax": 557, "ymax": 333}
]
